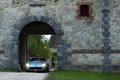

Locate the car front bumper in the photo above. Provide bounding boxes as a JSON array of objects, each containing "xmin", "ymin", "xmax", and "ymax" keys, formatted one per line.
[{"xmin": 25, "ymin": 67, "xmax": 47, "ymax": 72}]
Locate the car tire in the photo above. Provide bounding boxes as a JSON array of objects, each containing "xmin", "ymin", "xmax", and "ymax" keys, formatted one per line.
[
  {"xmin": 25, "ymin": 69, "xmax": 29, "ymax": 72},
  {"xmin": 46, "ymin": 66, "xmax": 49, "ymax": 72}
]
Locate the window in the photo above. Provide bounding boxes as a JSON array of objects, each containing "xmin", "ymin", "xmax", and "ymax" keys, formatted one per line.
[
  {"xmin": 76, "ymin": 2, "xmax": 93, "ymax": 19},
  {"xmin": 81, "ymin": 5, "xmax": 89, "ymax": 17}
]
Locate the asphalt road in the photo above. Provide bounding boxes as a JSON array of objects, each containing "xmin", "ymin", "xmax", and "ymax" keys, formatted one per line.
[{"xmin": 0, "ymin": 72, "xmax": 48, "ymax": 80}]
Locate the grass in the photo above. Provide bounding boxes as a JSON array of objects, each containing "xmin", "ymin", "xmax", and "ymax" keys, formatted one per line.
[
  {"xmin": 44, "ymin": 71, "xmax": 120, "ymax": 80},
  {"xmin": 0, "ymin": 69, "xmax": 19, "ymax": 72}
]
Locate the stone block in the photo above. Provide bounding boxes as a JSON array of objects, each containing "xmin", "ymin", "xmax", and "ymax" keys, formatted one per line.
[
  {"xmin": 36, "ymin": 16, "xmax": 41, "ymax": 21},
  {"xmin": 103, "ymin": 54, "xmax": 110, "ymax": 58},
  {"xmin": 103, "ymin": 13, "xmax": 109, "ymax": 17},
  {"xmin": 102, "ymin": 17, "xmax": 110, "ymax": 21},
  {"xmin": 67, "ymin": 44, "xmax": 71, "ymax": 48},
  {"xmin": 101, "ymin": 1, "xmax": 110, "ymax": 6},
  {"xmin": 69, "ymin": 65, "xmax": 76, "ymax": 69},
  {"xmin": 111, "ymin": 65, "xmax": 120, "ymax": 71},
  {"xmin": 76, "ymin": 65, "xmax": 82, "ymax": 69},
  {"xmin": 4, "ymin": 52, "xmax": 11, "ymax": 57},
  {"xmin": 103, "ymin": 5, "xmax": 109, "ymax": 10},
  {"xmin": 49, "ymin": 21, "xmax": 55, "ymax": 27},
  {"xmin": 57, "ymin": 52, "xmax": 62, "ymax": 56},
  {"xmin": 25, "ymin": 16, "xmax": 36, "ymax": 24},
  {"xmin": 41, "ymin": 16, "xmax": 49, "ymax": 23},
  {"xmin": 103, "ymin": 51, "xmax": 111, "ymax": 54},
  {"xmin": 4, "ymin": 59, "xmax": 13, "ymax": 69},
  {"xmin": 16, "ymin": 22, "xmax": 26, "ymax": 31},
  {"xmin": 89, "ymin": 65, "xmax": 95, "ymax": 69},
  {"xmin": 63, "ymin": 61, "xmax": 71, "ymax": 65},
  {"xmin": 57, "ymin": 36, "xmax": 63, "ymax": 44},
  {"xmin": 11, "ymin": 31, "xmax": 19, "ymax": 36},
  {"xmin": 13, "ymin": 45, "xmax": 18, "ymax": 49},
  {"xmin": 4, "ymin": 44, "xmax": 9, "ymax": 48},
  {"xmin": 12, "ymin": 50, "xmax": 18, "ymax": 57},
  {"xmin": 103, "ymin": 21, "xmax": 109, "ymax": 24},
  {"xmin": 57, "ymin": 56, "xmax": 63, "ymax": 61},
  {"xmin": 14, "ymin": 29, "xmax": 20, "ymax": 35},
  {"xmin": 57, "ymin": 47, "xmax": 62, "ymax": 52},
  {"xmin": 62, "ymin": 56, "xmax": 67, "ymax": 61},
  {"xmin": 67, "ymin": 52, "xmax": 72, "ymax": 56},
  {"xmin": 82, "ymin": 65, "xmax": 89, "ymax": 69},
  {"xmin": 57, "ymin": 61, "xmax": 62, "ymax": 65},
  {"xmin": 102, "ymin": 59, "xmax": 111, "ymax": 64},
  {"xmin": 13, "ymin": 37, "xmax": 19, "ymax": 41},
  {"xmin": 11, "ymin": 41, "xmax": 19, "ymax": 45},
  {"xmin": 102, "ymin": 38, "xmax": 111, "ymax": 42},
  {"xmin": 0, "ymin": 0, "xmax": 12, "ymax": 4},
  {"xmin": 57, "ymin": 44, "xmax": 62, "ymax": 48},
  {"xmin": 53, "ymin": 24, "xmax": 61, "ymax": 32},
  {"xmin": 102, "ymin": 10, "xmax": 110, "ymax": 13},
  {"xmin": 96, "ymin": 65, "xmax": 102, "ymax": 69},
  {"xmin": 102, "ymin": 46, "xmax": 111, "ymax": 51},
  {"xmin": 62, "ymin": 45, "xmax": 67, "ymax": 51},
  {"xmin": 62, "ymin": 65, "xmax": 70, "ymax": 70},
  {"xmin": 102, "ymin": 67, "xmax": 112, "ymax": 73},
  {"xmin": 55, "ymin": 24, "xmax": 61, "ymax": 28},
  {"xmin": 58, "ymin": 31, "xmax": 64, "ymax": 36},
  {"xmin": 50, "ymin": 16, "xmax": 55, "ymax": 21},
  {"xmin": 102, "ymin": 32, "xmax": 111, "ymax": 37},
  {"xmin": 13, "ymin": 60, "xmax": 19, "ymax": 69}
]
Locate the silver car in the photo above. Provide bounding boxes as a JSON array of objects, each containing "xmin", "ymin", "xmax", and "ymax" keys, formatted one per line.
[{"xmin": 25, "ymin": 57, "xmax": 49, "ymax": 72}]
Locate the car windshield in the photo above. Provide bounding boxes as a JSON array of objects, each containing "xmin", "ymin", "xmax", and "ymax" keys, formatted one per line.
[{"xmin": 30, "ymin": 58, "xmax": 46, "ymax": 61}]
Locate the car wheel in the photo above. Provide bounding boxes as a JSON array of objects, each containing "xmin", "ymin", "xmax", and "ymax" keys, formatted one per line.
[
  {"xmin": 46, "ymin": 66, "xmax": 49, "ymax": 72},
  {"xmin": 25, "ymin": 70, "xmax": 28, "ymax": 72}
]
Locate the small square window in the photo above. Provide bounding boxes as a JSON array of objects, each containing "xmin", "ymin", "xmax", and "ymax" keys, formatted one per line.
[
  {"xmin": 80, "ymin": 5, "xmax": 89, "ymax": 17},
  {"xmin": 76, "ymin": 2, "xmax": 93, "ymax": 19}
]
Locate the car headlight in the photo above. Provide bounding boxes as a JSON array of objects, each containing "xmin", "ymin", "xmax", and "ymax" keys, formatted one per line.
[
  {"xmin": 42, "ymin": 63, "xmax": 46, "ymax": 67},
  {"xmin": 26, "ymin": 63, "xmax": 30, "ymax": 67}
]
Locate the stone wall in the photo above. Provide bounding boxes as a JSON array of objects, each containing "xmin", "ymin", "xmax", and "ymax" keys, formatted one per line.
[
  {"xmin": 0, "ymin": 0, "xmax": 120, "ymax": 73},
  {"xmin": 62, "ymin": 0, "xmax": 103, "ymax": 50},
  {"xmin": 109, "ymin": 0, "xmax": 120, "ymax": 50},
  {"xmin": 0, "ymin": 54, "xmax": 8, "ymax": 69},
  {"xmin": 0, "ymin": 0, "xmax": 103, "ymax": 51},
  {"xmin": 110, "ymin": 54, "xmax": 120, "ymax": 65},
  {"xmin": 71, "ymin": 54, "xmax": 104, "ymax": 65}
]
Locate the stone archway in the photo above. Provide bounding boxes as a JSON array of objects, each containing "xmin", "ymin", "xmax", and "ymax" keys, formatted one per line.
[{"xmin": 4, "ymin": 16, "xmax": 72, "ymax": 70}]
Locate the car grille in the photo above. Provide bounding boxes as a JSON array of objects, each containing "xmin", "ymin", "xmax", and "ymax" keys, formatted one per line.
[{"xmin": 29, "ymin": 67, "xmax": 42, "ymax": 69}]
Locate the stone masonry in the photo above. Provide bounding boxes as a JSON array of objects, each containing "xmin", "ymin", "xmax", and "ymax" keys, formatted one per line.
[{"xmin": 0, "ymin": 0, "xmax": 120, "ymax": 73}]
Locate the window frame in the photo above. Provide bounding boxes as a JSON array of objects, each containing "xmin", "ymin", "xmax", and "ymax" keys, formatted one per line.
[{"xmin": 76, "ymin": 2, "xmax": 93, "ymax": 19}]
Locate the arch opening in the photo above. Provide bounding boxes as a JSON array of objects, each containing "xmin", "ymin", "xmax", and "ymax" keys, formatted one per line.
[
  {"xmin": 19, "ymin": 21, "xmax": 57, "ymax": 71},
  {"xmin": 4, "ymin": 16, "xmax": 70, "ymax": 71}
]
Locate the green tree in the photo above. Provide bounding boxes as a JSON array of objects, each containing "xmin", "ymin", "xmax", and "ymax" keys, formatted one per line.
[{"xmin": 28, "ymin": 35, "xmax": 52, "ymax": 59}]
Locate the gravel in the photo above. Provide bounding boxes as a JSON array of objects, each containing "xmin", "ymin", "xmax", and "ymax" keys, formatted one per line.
[{"xmin": 0, "ymin": 72, "xmax": 48, "ymax": 80}]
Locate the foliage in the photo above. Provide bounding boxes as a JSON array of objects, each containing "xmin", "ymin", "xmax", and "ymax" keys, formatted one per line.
[
  {"xmin": 54, "ymin": 56, "xmax": 57, "ymax": 61},
  {"xmin": 44, "ymin": 71, "xmax": 120, "ymax": 80},
  {"xmin": 28, "ymin": 35, "xmax": 52, "ymax": 59}
]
